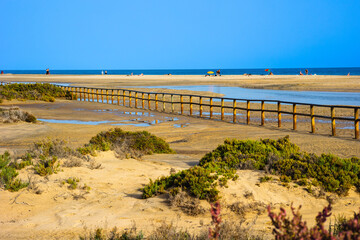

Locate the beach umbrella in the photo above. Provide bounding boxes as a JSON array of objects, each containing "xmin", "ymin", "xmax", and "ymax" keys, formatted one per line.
[
  {"xmin": 207, "ymin": 71, "xmax": 214, "ymax": 74},
  {"xmin": 265, "ymin": 69, "xmax": 269, "ymax": 72}
]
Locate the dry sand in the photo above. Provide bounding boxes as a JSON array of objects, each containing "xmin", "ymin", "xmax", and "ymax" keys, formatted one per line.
[
  {"xmin": 2, "ymin": 74, "xmax": 360, "ymax": 92},
  {"xmin": 0, "ymin": 75, "xmax": 360, "ymax": 239}
]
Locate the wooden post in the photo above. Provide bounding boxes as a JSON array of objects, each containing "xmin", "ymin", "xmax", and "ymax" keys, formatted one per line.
[
  {"xmin": 355, "ymin": 108, "xmax": 359, "ymax": 139},
  {"xmin": 233, "ymin": 99, "xmax": 236, "ymax": 123},
  {"xmin": 142, "ymin": 93, "xmax": 145, "ymax": 109},
  {"xmin": 106, "ymin": 90, "xmax": 109, "ymax": 104},
  {"xmin": 221, "ymin": 99, "xmax": 224, "ymax": 121},
  {"xmin": 129, "ymin": 91, "xmax": 132, "ymax": 107},
  {"xmin": 261, "ymin": 101, "xmax": 265, "ymax": 126},
  {"xmin": 111, "ymin": 90, "xmax": 114, "ymax": 104},
  {"xmin": 117, "ymin": 90, "xmax": 120, "ymax": 105},
  {"xmin": 135, "ymin": 92, "xmax": 138, "ymax": 108},
  {"xmin": 278, "ymin": 102, "xmax": 281, "ymax": 128},
  {"xmin": 123, "ymin": 90, "xmax": 126, "ymax": 106},
  {"xmin": 155, "ymin": 93, "xmax": 158, "ymax": 110},
  {"xmin": 92, "ymin": 89, "xmax": 94, "ymax": 102},
  {"xmin": 311, "ymin": 105, "xmax": 315, "ymax": 133},
  {"xmin": 88, "ymin": 88, "xmax": 90, "ymax": 102},
  {"xmin": 331, "ymin": 107, "xmax": 336, "ymax": 136},
  {"xmin": 171, "ymin": 95, "xmax": 174, "ymax": 113},
  {"xmin": 210, "ymin": 97, "xmax": 213, "ymax": 119},
  {"xmin": 180, "ymin": 95, "xmax": 184, "ymax": 115},
  {"xmin": 190, "ymin": 96, "xmax": 193, "ymax": 116},
  {"xmin": 79, "ymin": 88, "xmax": 82, "ymax": 101},
  {"xmin": 246, "ymin": 100, "xmax": 250, "ymax": 124},
  {"xmin": 148, "ymin": 93, "xmax": 151, "ymax": 110},
  {"xmin": 293, "ymin": 104, "xmax": 297, "ymax": 130},
  {"xmin": 74, "ymin": 88, "xmax": 78, "ymax": 100},
  {"xmin": 162, "ymin": 94, "xmax": 166, "ymax": 112},
  {"xmin": 199, "ymin": 97, "xmax": 203, "ymax": 117},
  {"xmin": 101, "ymin": 89, "xmax": 104, "ymax": 103}
]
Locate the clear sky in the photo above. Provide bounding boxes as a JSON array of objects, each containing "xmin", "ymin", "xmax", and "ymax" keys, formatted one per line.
[{"xmin": 1, "ymin": 0, "xmax": 359, "ymax": 70}]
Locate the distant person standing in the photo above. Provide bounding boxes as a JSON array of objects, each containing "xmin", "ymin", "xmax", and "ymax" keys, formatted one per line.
[
  {"xmin": 216, "ymin": 69, "xmax": 221, "ymax": 76},
  {"xmin": 46, "ymin": 68, "xmax": 50, "ymax": 75},
  {"xmin": 305, "ymin": 69, "xmax": 309, "ymax": 75},
  {"xmin": 1, "ymin": 70, "xmax": 3, "ymax": 74},
  {"xmin": 101, "ymin": 70, "xmax": 104, "ymax": 75},
  {"xmin": 105, "ymin": 70, "xmax": 107, "ymax": 75}
]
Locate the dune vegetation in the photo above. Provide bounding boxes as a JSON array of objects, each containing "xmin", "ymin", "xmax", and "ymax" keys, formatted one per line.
[
  {"xmin": 0, "ymin": 128, "xmax": 174, "ymax": 193},
  {"xmin": 0, "ymin": 83, "xmax": 74, "ymax": 102},
  {"xmin": 142, "ymin": 136, "xmax": 360, "ymax": 202}
]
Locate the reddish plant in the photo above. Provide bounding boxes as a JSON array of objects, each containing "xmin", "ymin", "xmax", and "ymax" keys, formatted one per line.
[
  {"xmin": 268, "ymin": 204, "xmax": 360, "ymax": 240},
  {"xmin": 209, "ymin": 201, "xmax": 222, "ymax": 240}
]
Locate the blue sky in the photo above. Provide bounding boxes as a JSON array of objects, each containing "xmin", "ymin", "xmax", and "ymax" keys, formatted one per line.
[{"xmin": 1, "ymin": 0, "xmax": 359, "ymax": 69}]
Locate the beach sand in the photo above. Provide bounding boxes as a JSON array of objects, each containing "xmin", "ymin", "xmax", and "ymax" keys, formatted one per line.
[
  {"xmin": 0, "ymin": 75, "xmax": 360, "ymax": 239},
  {"xmin": 2, "ymin": 74, "xmax": 360, "ymax": 92}
]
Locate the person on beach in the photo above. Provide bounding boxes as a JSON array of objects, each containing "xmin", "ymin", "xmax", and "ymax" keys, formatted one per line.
[
  {"xmin": 45, "ymin": 68, "xmax": 50, "ymax": 75},
  {"xmin": 105, "ymin": 70, "xmax": 107, "ymax": 75},
  {"xmin": 101, "ymin": 70, "xmax": 104, "ymax": 75},
  {"xmin": 347, "ymin": 72, "xmax": 350, "ymax": 76},
  {"xmin": 216, "ymin": 69, "xmax": 221, "ymax": 76},
  {"xmin": 1, "ymin": 70, "xmax": 3, "ymax": 74},
  {"xmin": 305, "ymin": 69, "xmax": 308, "ymax": 75},
  {"xmin": 299, "ymin": 71, "xmax": 303, "ymax": 75}
]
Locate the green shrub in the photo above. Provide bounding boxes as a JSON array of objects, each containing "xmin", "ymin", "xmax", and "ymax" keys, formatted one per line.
[
  {"xmin": 78, "ymin": 128, "xmax": 175, "ymax": 158},
  {"xmin": 0, "ymin": 166, "xmax": 29, "ymax": 191},
  {"xmin": 198, "ymin": 136, "xmax": 360, "ymax": 195},
  {"xmin": 34, "ymin": 156, "xmax": 60, "ymax": 176},
  {"xmin": 10, "ymin": 158, "xmax": 33, "ymax": 170},
  {"xmin": 0, "ymin": 151, "xmax": 11, "ymax": 169},
  {"xmin": 259, "ymin": 175, "xmax": 272, "ymax": 183},
  {"xmin": 66, "ymin": 177, "xmax": 80, "ymax": 189},
  {"xmin": 0, "ymin": 83, "xmax": 74, "ymax": 102},
  {"xmin": 0, "ymin": 152, "xmax": 29, "ymax": 191}
]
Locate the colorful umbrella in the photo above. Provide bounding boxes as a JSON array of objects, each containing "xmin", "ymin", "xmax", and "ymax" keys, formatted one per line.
[{"xmin": 207, "ymin": 71, "xmax": 214, "ymax": 74}]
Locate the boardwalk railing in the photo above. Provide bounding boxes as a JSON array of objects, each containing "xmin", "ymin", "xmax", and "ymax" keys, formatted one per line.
[{"xmin": 1, "ymin": 81, "xmax": 359, "ymax": 139}]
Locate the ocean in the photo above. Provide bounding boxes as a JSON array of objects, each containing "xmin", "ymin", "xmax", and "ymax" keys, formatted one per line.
[{"xmin": 2, "ymin": 67, "xmax": 360, "ymax": 76}]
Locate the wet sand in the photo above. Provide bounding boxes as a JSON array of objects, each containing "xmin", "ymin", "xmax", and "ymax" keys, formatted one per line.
[{"xmin": 0, "ymin": 75, "xmax": 360, "ymax": 239}]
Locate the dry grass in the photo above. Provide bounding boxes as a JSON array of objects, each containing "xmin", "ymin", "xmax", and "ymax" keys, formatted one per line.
[
  {"xmin": 169, "ymin": 190, "xmax": 206, "ymax": 216},
  {"xmin": 0, "ymin": 106, "xmax": 36, "ymax": 123}
]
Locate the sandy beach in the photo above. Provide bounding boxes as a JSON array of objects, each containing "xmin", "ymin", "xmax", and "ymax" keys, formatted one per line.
[
  {"xmin": 2, "ymin": 74, "xmax": 360, "ymax": 92},
  {"xmin": 0, "ymin": 75, "xmax": 360, "ymax": 239}
]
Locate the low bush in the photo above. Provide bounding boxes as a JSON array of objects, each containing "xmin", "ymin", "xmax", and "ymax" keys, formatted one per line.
[
  {"xmin": 0, "ymin": 151, "xmax": 11, "ymax": 168},
  {"xmin": 199, "ymin": 136, "xmax": 360, "ymax": 195},
  {"xmin": 0, "ymin": 107, "xmax": 37, "ymax": 123},
  {"xmin": 169, "ymin": 190, "xmax": 206, "ymax": 216},
  {"xmin": 78, "ymin": 128, "xmax": 175, "ymax": 159},
  {"xmin": 0, "ymin": 152, "xmax": 29, "ymax": 191},
  {"xmin": 142, "ymin": 165, "xmax": 234, "ymax": 202},
  {"xmin": 34, "ymin": 156, "xmax": 60, "ymax": 176},
  {"xmin": 0, "ymin": 83, "xmax": 74, "ymax": 102},
  {"xmin": 28, "ymin": 138, "xmax": 82, "ymax": 159},
  {"xmin": 66, "ymin": 177, "xmax": 80, "ymax": 189}
]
